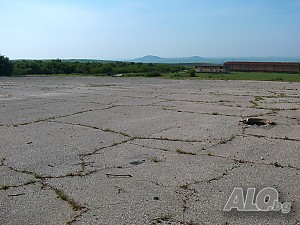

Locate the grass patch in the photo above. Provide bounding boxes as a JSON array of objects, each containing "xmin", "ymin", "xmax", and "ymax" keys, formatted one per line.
[
  {"xmin": 23, "ymin": 71, "xmax": 300, "ymax": 82},
  {"xmin": 193, "ymin": 72, "xmax": 300, "ymax": 82}
]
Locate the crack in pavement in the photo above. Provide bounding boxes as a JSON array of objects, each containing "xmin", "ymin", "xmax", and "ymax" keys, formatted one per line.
[
  {"xmin": 9, "ymin": 104, "xmax": 118, "ymax": 127},
  {"xmin": 239, "ymin": 133, "xmax": 300, "ymax": 142},
  {"xmin": 129, "ymin": 140, "xmax": 300, "ymax": 171},
  {"xmin": 1, "ymin": 164, "xmax": 89, "ymax": 224},
  {"xmin": 50, "ymin": 120, "xmax": 131, "ymax": 138}
]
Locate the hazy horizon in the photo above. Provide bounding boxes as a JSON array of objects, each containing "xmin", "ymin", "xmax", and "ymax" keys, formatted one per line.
[{"xmin": 1, "ymin": 0, "xmax": 300, "ymax": 60}]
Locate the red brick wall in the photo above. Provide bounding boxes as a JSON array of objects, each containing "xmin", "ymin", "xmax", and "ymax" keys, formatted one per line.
[{"xmin": 224, "ymin": 62, "xmax": 299, "ymax": 73}]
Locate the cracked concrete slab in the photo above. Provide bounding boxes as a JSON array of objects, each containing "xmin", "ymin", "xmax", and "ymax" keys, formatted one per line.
[
  {"xmin": 186, "ymin": 163, "xmax": 300, "ymax": 224},
  {"xmin": 0, "ymin": 76, "xmax": 299, "ymax": 224},
  {"xmin": 1, "ymin": 121, "xmax": 125, "ymax": 177},
  {"xmin": 0, "ymin": 183, "xmax": 73, "ymax": 225}
]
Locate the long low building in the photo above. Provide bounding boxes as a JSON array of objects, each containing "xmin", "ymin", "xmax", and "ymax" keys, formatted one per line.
[
  {"xmin": 195, "ymin": 65, "xmax": 230, "ymax": 73},
  {"xmin": 224, "ymin": 62, "xmax": 300, "ymax": 73}
]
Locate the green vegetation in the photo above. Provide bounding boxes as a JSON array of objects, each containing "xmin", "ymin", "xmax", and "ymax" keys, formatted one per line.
[
  {"xmin": 0, "ymin": 55, "xmax": 13, "ymax": 76},
  {"xmin": 11, "ymin": 59, "xmax": 185, "ymax": 76},
  {"xmin": 1, "ymin": 55, "xmax": 299, "ymax": 82},
  {"xmin": 189, "ymin": 68, "xmax": 196, "ymax": 77},
  {"xmin": 192, "ymin": 71, "xmax": 300, "ymax": 82},
  {"xmin": 52, "ymin": 187, "xmax": 84, "ymax": 211}
]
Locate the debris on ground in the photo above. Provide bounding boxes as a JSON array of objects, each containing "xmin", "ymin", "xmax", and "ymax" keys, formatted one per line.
[{"xmin": 240, "ymin": 118, "xmax": 276, "ymax": 126}]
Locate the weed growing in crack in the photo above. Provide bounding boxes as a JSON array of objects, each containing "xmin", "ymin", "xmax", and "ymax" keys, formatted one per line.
[
  {"xmin": 34, "ymin": 174, "xmax": 43, "ymax": 179},
  {"xmin": 185, "ymin": 221, "xmax": 201, "ymax": 225},
  {"xmin": 219, "ymin": 135, "xmax": 235, "ymax": 144},
  {"xmin": 103, "ymin": 128, "xmax": 114, "ymax": 132},
  {"xmin": 176, "ymin": 149, "xmax": 196, "ymax": 155},
  {"xmin": 207, "ymin": 151, "xmax": 214, "ymax": 156},
  {"xmin": 0, "ymin": 183, "xmax": 9, "ymax": 190},
  {"xmin": 254, "ymin": 96, "xmax": 264, "ymax": 101},
  {"xmin": 268, "ymin": 107, "xmax": 280, "ymax": 112},
  {"xmin": 235, "ymin": 159, "xmax": 246, "ymax": 163},
  {"xmin": 272, "ymin": 162, "xmax": 284, "ymax": 168},
  {"xmin": 53, "ymin": 188, "xmax": 84, "ymax": 211},
  {"xmin": 161, "ymin": 213, "xmax": 172, "ymax": 221},
  {"xmin": 179, "ymin": 184, "xmax": 189, "ymax": 190},
  {"xmin": 24, "ymin": 179, "xmax": 36, "ymax": 185},
  {"xmin": 66, "ymin": 172, "xmax": 79, "ymax": 177},
  {"xmin": 278, "ymin": 93, "xmax": 286, "ymax": 98},
  {"xmin": 153, "ymin": 213, "xmax": 172, "ymax": 223},
  {"xmin": 102, "ymin": 128, "xmax": 129, "ymax": 137},
  {"xmin": 40, "ymin": 181, "xmax": 46, "ymax": 189},
  {"xmin": 66, "ymin": 169, "xmax": 97, "ymax": 177},
  {"xmin": 54, "ymin": 188, "xmax": 68, "ymax": 201},
  {"xmin": 149, "ymin": 156, "xmax": 161, "ymax": 163},
  {"xmin": 0, "ymin": 158, "xmax": 5, "ymax": 166},
  {"xmin": 111, "ymin": 141, "xmax": 118, "ymax": 146},
  {"xmin": 83, "ymin": 170, "xmax": 97, "ymax": 176},
  {"xmin": 182, "ymin": 199, "xmax": 188, "ymax": 213},
  {"xmin": 250, "ymin": 100, "xmax": 259, "ymax": 108},
  {"xmin": 69, "ymin": 199, "xmax": 84, "ymax": 211}
]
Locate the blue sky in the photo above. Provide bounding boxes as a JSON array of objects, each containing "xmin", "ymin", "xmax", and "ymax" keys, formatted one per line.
[{"xmin": 0, "ymin": 0, "xmax": 300, "ymax": 59}]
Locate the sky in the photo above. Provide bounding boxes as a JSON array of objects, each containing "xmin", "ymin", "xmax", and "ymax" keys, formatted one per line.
[{"xmin": 0, "ymin": 0, "xmax": 300, "ymax": 59}]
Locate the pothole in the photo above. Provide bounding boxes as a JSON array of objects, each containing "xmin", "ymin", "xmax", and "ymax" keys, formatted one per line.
[{"xmin": 240, "ymin": 118, "xmax": 276, "ymax": 126}]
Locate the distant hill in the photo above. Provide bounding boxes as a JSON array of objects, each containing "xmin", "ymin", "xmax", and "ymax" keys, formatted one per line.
[
  {"xmin": 130, "ymin": 55, "xmax": 300, "ymax": 64},
  {"xmin": 130, "ymin": 55, "xmax": 205, "ymax": 63},
  {"xmin": 62, "ymin": 59, "xmax": 116, "ymax": 63}
]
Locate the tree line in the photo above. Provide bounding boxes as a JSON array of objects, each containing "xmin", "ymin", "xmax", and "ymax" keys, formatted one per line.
[{"xmin": 0, "ymin": 55, "xmax": 185, "ymax": 76}]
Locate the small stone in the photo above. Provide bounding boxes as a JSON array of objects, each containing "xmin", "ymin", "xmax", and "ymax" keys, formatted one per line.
[{"xmin": 261, "ymin": 157, "xmax": 264, "ymax": 160}]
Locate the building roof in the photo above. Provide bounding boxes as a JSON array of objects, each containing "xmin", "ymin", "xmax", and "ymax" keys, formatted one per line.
[{"xmin": 224, "ymin": 62, "xmax": 299, "ymax": 66}]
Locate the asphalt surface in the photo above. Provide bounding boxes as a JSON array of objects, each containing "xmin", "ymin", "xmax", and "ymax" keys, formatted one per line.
[{"xmin": 0, "ymin": 76, "xmax": 299, "ymax": 225}]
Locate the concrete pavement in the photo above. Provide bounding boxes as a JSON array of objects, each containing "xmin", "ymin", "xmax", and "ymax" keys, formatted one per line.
[{"xmin": 0, "ymin": 76, "xmax": 299, "ymax": 224}]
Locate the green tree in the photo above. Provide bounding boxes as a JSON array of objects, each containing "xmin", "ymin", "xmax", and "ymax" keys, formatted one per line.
[
  {"xmin": 189, "ymin": 68, "xmax": 196, "ymax": 77},
  {"xmin": 0, "ymin": 55, "xmax": 13, "ymax": 76}
]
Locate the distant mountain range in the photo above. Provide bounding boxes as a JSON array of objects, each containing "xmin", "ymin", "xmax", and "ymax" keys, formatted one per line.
[
  {"xmin": 129, "ymin": 55, "xmax": 205, "ymax": 63},
  {"xmin": 129, "ymin": 55, "xmax": 300, "ymax": 64},
  {"xmin": 58, "ymin": 55, "xmax": 300, "ymax": 64}
]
